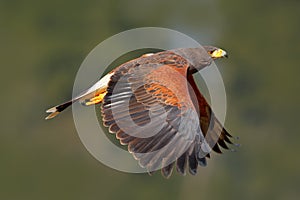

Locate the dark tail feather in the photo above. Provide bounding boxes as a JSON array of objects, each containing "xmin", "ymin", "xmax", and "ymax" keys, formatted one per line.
[{"xmin": 45, "ymin": 100, "xmax": 73, "ymax": 120}]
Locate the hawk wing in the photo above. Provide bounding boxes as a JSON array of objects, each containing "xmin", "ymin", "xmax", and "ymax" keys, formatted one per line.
[
  {"xmin": 187, "ymin": 73, "xmax": 232, "ymax": 154},
  {"xmin": 102, "ymin": 51, "xmax": 232, "ymax": 177}
]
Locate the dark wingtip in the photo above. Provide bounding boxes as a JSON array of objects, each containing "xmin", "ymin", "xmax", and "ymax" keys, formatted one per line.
[
  {"xmin": 161, "ymin": 163, "xmax": 174, "ymax": 179},
  {"xmin": 197, "ymin": 157, "xmax": 207, "ymax": 167},
  {"xmin": 189, "ymin": 168, "xmax": 197, "ymax": 175}
]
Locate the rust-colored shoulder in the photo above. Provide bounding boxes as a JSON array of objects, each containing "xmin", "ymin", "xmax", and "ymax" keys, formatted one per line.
[{"xmin": 143, "ymin": 64, "xmax": 193, "ymax": 109}]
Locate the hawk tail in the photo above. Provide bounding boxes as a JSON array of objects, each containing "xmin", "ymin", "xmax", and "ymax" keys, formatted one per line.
[
  {"xmin": 45, "ymin": 73, "xmax": 113, "ymax": 120},
  {"xmin": 45, "ymin": 100, "xmax": 73, "ymax": 120},
  {"xmin": 45, "ymin": 91, "xmax": 107, "ymax": 120}
]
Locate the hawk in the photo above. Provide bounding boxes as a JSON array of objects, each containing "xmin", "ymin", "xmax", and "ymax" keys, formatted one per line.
[{"xmin": 46, "ymin": 46, "xmax": 233, "ymax": 178}]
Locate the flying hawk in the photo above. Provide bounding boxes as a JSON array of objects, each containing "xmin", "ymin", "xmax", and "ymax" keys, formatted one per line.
[{"xmin": 45, "ymin": 46, "xmax": 233, "ymax": 178}]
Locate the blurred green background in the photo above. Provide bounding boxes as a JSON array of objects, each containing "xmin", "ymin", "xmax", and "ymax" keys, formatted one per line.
[{"xmin": 1, "ymin": 0, "xmax": 300, "ymax": 199}]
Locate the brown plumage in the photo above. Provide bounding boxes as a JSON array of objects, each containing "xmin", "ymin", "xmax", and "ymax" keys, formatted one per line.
[{"xmin": 46, "ymin": 46, "xmax": 232, "ymax": 178}]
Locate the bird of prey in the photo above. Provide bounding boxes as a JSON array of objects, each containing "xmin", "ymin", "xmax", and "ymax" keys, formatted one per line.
[{"xmin": 45, "ymin": 46, "xmax": 233, "ymax": 178}]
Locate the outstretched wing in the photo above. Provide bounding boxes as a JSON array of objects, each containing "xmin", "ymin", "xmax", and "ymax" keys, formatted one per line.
[
  {"xmin": 187, "ymin": 73, "xmax": 232, "ymax": 155},
  {"xmin": 102, "ymin": 51, "xmax": 211, "ymax": 177}
]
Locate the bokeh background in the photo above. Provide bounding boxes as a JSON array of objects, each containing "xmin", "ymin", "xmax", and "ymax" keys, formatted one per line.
[{"xmin": 1, "ymin": 0, "xmax": 300, "ymax": 199}]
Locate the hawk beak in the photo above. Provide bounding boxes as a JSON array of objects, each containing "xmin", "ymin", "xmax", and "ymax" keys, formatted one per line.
[{"xmin": 211, "ymin": 49, "xmax": 228, "ymax": 59}]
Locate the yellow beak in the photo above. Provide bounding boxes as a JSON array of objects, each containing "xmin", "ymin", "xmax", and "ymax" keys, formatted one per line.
[{"xmin": 211, "ymin": 49, "xmax": 228, "ymax": 59}]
